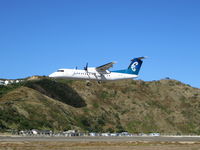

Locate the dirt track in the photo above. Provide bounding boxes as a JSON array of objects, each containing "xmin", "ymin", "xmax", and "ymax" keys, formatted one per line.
[
  {"xmin": 0, "ymin": 136, "xmax": 200, "ymax": 150},
  {"xmin": 1, "ymin": 141, "xmax": 200, "ymax": 150}
]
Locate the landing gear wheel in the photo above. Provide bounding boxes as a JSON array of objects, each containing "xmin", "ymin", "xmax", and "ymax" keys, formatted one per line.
[
  {"xmin": 98, "ymin": 81, "xmax": 102, "ymax": 84},
  {"xmin": 86, "ymin": 82, "xmax": 92, "ymax": 86}
]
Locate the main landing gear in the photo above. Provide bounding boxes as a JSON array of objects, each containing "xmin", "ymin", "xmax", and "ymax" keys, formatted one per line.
[
  {"xmin": 86, "ymin": 80, "xmax": 92, "ymax": 86},
  {"xmin": 97, "ymin": 81, "xmax": 102, "ymax": 84},
  {"xmin": 86, "ymin": 80, "xmax": 102, "ymax": 86}
]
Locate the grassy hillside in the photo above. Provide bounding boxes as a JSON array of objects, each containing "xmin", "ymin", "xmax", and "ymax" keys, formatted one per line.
[{"xmin": 0, "ymin": 78, "xmax": 200, "ymax": 134}]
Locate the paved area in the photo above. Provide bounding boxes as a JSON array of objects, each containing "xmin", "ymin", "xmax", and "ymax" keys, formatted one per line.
[{"xmin": 0, "ymin": 136, "xmax": 200, "ymax": 142}]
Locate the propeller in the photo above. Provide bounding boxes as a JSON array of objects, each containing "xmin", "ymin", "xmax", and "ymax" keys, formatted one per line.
[{"xmin": 84, "ymin": 63, "xmax": 88, "ymax": 71}]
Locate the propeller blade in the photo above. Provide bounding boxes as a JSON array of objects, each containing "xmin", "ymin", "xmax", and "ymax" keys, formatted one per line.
[{"xmin": 84, "ymin": 63, "xmax": 88, "ymax": 71}]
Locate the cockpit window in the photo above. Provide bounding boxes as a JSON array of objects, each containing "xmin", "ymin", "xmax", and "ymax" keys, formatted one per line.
[{"xmin": 57, "ymin": 70, "xmax": 64, "ymax": 72}]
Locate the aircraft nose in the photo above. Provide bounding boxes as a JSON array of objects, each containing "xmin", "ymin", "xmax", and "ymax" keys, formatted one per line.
[{"xmin": 49, "ymin": 73, "xmax": 55, "ymax": 78}]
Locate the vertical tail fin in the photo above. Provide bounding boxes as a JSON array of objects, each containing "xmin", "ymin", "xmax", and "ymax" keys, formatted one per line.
[
  {"xmin": 112, "ymin": 57, "xmax": 146, "ymax": 75},
  {"xmin": 127, "ymin": 57, "xmax": 145, "ymax": 75}
]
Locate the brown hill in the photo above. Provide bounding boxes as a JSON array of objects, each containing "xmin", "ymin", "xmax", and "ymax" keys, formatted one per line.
[{"xmin": 0, "ymin": 78, "xmax": 200, "ymax": 134}]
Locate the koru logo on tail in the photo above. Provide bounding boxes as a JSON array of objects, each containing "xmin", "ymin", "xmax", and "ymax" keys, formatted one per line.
[{"xmin": 131, "ymin": 62, "xmax": 138, "ymax": 71}]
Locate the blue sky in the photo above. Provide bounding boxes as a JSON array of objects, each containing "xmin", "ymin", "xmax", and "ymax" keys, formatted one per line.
[{"xmin": 0, "ymin": 0, "xmax": 200, "ymax": 88}]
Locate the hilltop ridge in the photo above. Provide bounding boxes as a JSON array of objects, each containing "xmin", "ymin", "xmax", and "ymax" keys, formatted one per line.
[{"xmin": 0, "ymin": 77, "xmax": 200, "ymax": 134}]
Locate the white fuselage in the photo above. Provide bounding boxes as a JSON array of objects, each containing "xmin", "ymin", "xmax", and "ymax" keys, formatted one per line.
[{"xmin": 49, "ymin": 68, "xmax": 138, "ymax": 81}]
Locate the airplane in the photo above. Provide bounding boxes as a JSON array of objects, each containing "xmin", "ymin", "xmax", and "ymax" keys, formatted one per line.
[{"xmin": 49, "ymin": 57, "xmax": 146, "ymax": 84}]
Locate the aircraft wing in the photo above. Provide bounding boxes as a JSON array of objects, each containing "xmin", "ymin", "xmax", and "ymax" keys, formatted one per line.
[{"xmin": 96, "ymin": 62, "xmax": 116, "ymax": 72}]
